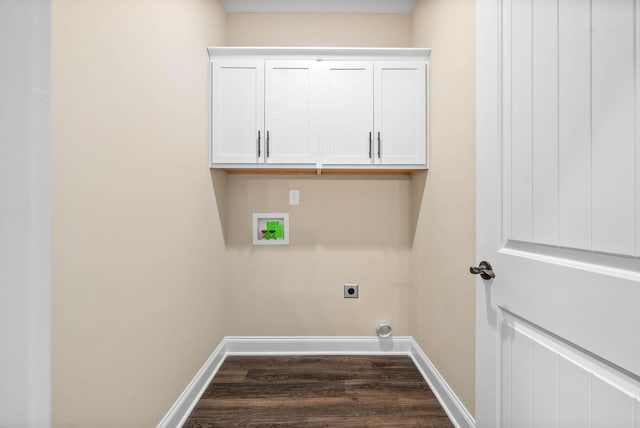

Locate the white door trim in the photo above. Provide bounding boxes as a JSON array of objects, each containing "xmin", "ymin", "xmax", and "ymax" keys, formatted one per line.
[
  {"xmin": 476, "ymin": 0, "xmax": 502, "ymax": 426},
  {"xmin": 0, "ymin": 0, "xmax": 51, "ymax": 426},
  {"xmin": 156, "ymin": 336, "xmax": 475, "ymax": 428}
]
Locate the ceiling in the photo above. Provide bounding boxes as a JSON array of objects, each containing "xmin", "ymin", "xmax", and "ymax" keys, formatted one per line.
[{"xmin": 222, "ymin": 0, "xmax": 417, "ymax": 15}]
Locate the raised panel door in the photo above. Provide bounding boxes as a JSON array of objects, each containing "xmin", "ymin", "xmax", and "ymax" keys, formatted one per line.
[{"xmin": 477, "ymin": 0, "xmax": 640, "ymax": 426}]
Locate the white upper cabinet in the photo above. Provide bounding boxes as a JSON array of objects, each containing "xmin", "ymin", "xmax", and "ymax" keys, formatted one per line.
[
  {"xmin": 210, "ymin": 59, "xmax": 316, "ymax": 166},
  {"xmin": 321, "ymin": 61, "xmax": 427, "ymax": 167},
  {"xmin": 208, "ymin": 47, "xmax": 430, "ymax": 171}
]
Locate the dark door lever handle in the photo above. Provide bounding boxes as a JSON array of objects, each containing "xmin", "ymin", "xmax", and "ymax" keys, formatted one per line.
[{"xmin": 470, "ymin": 261, "xmax": 495, "ymax": 280}]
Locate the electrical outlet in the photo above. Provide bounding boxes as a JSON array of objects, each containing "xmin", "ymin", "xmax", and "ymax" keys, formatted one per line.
[
  {"xmin": 344, "ymin": 284, "xmax": 359, "ymax": 298},
  {"xmin": 289, "ymin": 190, "xmax": 300, "ymax": 206}
]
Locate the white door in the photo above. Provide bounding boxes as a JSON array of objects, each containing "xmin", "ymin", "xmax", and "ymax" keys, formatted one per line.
[
  {"xmin": 320, "ymin": 62, "xmax": 374, "ymax": 165},
  {"xmin": 210, "ymin": 60, "xmax": 264, "ymax": 165},
  {"xmin": 264, "ymin": 61, "xmax": 317, "ymax": 165},
  {"xmin": 374, "ymin": 62, "xmax": 427, "ymax": 166},
  {"xmin": 477, "ymin": 1, "xmax": 640, "ymax": 427}
]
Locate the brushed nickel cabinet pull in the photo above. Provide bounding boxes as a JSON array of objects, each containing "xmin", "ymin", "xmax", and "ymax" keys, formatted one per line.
[
  {"xmin": 258, "ymin": 130, "xmax": 261, "ymax": 157},
  {"xmin": 266, "ymin": 131, "xmax": 270, "ymax": 158}
]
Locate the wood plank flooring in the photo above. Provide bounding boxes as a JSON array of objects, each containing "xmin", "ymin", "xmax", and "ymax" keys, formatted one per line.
[{"xmin": 184, "ymin": 355, "xmax": 454, "ymax": 427}]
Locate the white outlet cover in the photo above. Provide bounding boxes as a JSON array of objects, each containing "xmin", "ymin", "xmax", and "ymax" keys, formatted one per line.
[{"xmin": 289, "ymin": 190, "xmax": 300, "ymax": 206}]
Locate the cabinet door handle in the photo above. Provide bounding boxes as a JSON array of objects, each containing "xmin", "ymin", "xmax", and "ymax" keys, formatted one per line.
[
  {"xmin": 369, "ymin": 132, "xmax": 373, "ymax": 158},
  {"xmin": 257, "ymin": 130, "xmax": 261, "ymax": 157},
  {"xmin": 266, "ymin": 131, "xmax": 270, "ymax": 158},
  {"xmin": 377, "ymin": 132, "xmax": 381, "ymax": 159}
]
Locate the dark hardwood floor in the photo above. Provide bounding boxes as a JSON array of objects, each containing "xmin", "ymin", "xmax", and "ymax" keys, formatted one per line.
[{"xmin": 184, "ymin": 355, "xmax": 454, "ymax": 427}]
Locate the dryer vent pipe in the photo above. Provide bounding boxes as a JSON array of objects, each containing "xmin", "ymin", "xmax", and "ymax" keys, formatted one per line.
[{"xmin": 376, "ymin": 321, "xmax": 392, "ymax": 338}]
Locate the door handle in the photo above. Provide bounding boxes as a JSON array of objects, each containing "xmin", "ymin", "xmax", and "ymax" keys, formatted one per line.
[
  {"xmin": 470, "ymin": 261, "xmax": 495, "ymax": 280},
  {"xmin": 377, "ymin": 132, "xmax": 381, "ymax": 158}
]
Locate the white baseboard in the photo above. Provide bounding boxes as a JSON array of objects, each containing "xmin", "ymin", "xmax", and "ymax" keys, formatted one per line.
[
  {"xmin": 408, "ymin": 340, "xmax": 476, "ymax": 428},
  {"xmin": 157, "ymin": 336, "xmax": 475, "ymax": 428},
  {"xmin": 156, "ymin": 339, "xmax": 228, "ymax": 428},
  {"xmin": 224, "ymin": 335, "xmax": 412, "ymax": 355}
]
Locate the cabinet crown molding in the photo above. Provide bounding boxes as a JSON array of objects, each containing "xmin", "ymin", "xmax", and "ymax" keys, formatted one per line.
[
  {"xmin": 222, "ymin": 0, "xmax": 417, "ymax": 15},
  {"xmin": 207, "ymin": 46, "xmax": 431, "ymax": 62}
]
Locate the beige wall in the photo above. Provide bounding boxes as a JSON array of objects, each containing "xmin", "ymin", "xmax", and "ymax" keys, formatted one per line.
[
  {"xmin": 226, "ymin": 13, "xmax": 413, "ymax": 47},
  {"xmin": 222, "ymin": 15, "xmax": 414, "ymax": 336},
  {"xmin": 410, "ymin": 0, "xmax": 477, "ymax": 416},
  {"xmin": 51, "ymin": 3, "xmax": 477, "ymax": 425},
  {"xmin": 51, "ymin": 0, "xmax": 228, "ymax": 426},
  {"xmin": 224, "ymin": 175, "xmax": 412, "ymax": 336}
]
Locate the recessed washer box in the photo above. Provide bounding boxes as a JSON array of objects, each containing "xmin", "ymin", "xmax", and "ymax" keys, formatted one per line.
[{"xmin": 252, "ymin": 213, "xmax": 289, "ymax": 245}]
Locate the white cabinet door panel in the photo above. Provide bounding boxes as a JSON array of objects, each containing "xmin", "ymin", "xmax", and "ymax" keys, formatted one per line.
[
  {"xmin": 211, "ymin": 60, "xmax": 264, "ymax": 164},
  {"xmin": 264, "ymin": 61, "xmax": 317, "ymax": 164},
  {"xmin": 321, "ymin": 62, "xmax": 374, "ymax": 165},
  {"xmin": 374, "ymin": 62, "xmax": 427, "ymax": 166}
]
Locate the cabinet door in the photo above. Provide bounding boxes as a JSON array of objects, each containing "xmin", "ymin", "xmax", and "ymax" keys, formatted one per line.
[
  {"xmin": 320, "ymin": 62, "xmax": 374, "ymax": 165},
  {"xmin": 264, "ymin": 61, "xmax": 318, "ymax": 165},
  {"xmin": 211, "ymin": 60, "xmax": 264, "ymax": 165},
  {"xmin": 374, "ymin": 62, "xmax": 427, "ymax": 166}
]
